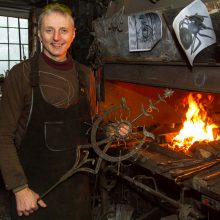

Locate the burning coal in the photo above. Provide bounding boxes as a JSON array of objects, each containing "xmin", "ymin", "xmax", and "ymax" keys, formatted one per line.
[{"xmin": 169, "ymin": 93, "xmax": 220, "ymax": 153}]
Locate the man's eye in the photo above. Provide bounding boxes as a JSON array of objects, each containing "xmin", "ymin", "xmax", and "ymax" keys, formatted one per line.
[
  {"xmin": 46, "ymin": 29, "xmax": 53, "ymax": 33},
  {"xmin": 60, "ymin": 29, "xmax": 68, "ymax": 33}
]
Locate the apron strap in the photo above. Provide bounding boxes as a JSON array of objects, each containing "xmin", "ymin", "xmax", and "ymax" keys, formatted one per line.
[{"xmin": 30, "ymin": 52, "xmax": 40, "ymax": 87}]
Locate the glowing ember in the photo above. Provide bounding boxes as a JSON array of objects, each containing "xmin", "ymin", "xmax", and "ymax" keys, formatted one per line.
[{"xmin": 170, "ymin": 93, "xmax": 220, "ymax": 153}]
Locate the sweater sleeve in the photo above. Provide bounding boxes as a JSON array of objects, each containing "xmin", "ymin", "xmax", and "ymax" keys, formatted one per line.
[
  {"xmin": 0, "ymin": 61, "xmax": 30, "ymax": 190},
  {"xmin": 76, "ymin": 61, "xmax": 97, "ymax": 118}
]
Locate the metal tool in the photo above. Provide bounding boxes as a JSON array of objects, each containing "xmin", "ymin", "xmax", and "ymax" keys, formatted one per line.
[{"xmin": 173, "ymin": 159, "xmax": 220, "ymax": 184}]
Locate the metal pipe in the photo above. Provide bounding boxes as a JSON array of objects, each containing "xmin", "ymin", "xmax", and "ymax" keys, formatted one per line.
[{"xmin": 109, "ymin": 167, "xmax": 203, "ymax": 219}]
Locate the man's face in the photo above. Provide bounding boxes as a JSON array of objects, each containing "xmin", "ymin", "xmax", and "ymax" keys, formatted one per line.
[{"xmin": 38, "ymin": 12, "xmax": 75, "ymax": 62}]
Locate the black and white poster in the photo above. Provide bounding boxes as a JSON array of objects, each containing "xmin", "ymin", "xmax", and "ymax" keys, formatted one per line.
[
  {"xmin": 128, "ymin": 12, "xmax": 162, "ymax": 52},
  {"xmin": 173, "ymin": 0, "xmax": 216, "ymax": 66}
]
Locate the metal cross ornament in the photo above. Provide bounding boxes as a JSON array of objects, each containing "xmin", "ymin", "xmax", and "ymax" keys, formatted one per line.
[{"xmin": 39, "ymin": 89, "xmax": 174, "ymax": 199}]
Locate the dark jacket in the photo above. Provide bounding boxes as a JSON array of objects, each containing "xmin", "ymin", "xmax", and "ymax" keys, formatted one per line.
[{"xmin": 0, "ymin": 53, "xmax": 96, "ymax": 190}]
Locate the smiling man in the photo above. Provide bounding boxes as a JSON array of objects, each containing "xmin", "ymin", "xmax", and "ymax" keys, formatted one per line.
[
  {"xmin": 38, "ymin": 5, "xmax": 75, "ymax": 62},
  {"xmin": 0, "ymin": 3, "xmax": 96, "ymax": 220}
]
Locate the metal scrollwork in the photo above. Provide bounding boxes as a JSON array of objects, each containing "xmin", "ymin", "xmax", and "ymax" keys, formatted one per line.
[
  {"xmin": 40, "ymin": 89, "xmax": 173, "ymax": 199},
  {"xmin": 87, "ymin": 38, "xmax": 103, "ymax": 71},
  {"xmin": 108, "ymin": 6, "xmax": 125, "ymax": 32}
]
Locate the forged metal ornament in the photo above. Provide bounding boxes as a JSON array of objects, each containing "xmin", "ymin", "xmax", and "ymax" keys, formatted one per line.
[
  {"xmin": 108, "ymin": 6, "xmax": 125, "ymax": 32},
  {"xmin": 173, "ymin": 0, "xmax": 216, "ymax": 66},
  {"xmin": 128, "ymin": 12, "xmax": 162, "ymax": 52},
  {"xmin": 39, "ymin": 89, "xmax": 174, "ymax": 199}
]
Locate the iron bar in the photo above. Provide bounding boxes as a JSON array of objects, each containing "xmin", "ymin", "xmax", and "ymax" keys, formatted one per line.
[{"xmin": 109, "ymin": 167, "xmax": 203, "ymax": 219}]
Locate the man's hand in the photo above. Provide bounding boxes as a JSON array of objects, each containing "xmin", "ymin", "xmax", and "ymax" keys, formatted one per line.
[
  {"xmin": 15, "ymin": 187, "xmax": 47, "ymax": 216},
  {"xmin": 118, "ymin": 123, "xmax": 130, "ymax": 137},
  {"xmin": 106, "ymin": 123, "xmax": 130, "ymax": 138}
]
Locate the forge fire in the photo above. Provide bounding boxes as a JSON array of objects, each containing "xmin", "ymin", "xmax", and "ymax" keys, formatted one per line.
[{"xmin": 169, "ymin": 92, "xmax": 220, "ymax": 153}]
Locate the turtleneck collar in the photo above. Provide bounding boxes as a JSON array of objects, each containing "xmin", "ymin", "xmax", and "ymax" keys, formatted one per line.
[{"xmin": 41, "ymin": 52, "xmax": 74, "ymax": 71}]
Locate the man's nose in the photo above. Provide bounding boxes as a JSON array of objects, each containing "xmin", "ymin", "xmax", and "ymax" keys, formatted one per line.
[{"xmin": 53, "ymin": 31, "xmax": 61, "ymax": 41}]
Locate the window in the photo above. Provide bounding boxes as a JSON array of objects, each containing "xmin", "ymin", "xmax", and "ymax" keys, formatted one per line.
[{"xmin": 0, "ymin": 16, "xmax": 29, "ymax": 77}]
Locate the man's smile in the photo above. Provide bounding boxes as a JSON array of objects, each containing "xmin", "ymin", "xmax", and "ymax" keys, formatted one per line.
[{"xmin": 51, "ymin": 43, "xmax": 64, "ymax": 48}]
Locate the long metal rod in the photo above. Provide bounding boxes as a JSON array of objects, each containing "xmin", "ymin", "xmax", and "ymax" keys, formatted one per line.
[{"xmin": 109, "ymin": 168, "xmax": 203, "ymax": 219}]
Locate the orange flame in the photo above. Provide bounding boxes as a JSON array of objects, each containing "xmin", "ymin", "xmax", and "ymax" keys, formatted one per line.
[{"xmin": 170, "ymin": 93, "xmax": 219, "ymax": 153}]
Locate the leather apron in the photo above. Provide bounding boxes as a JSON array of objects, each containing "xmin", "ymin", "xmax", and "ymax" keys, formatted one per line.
[{"xmin": 11, "ymin": 55, "xmax": 92, "ymax": 220}]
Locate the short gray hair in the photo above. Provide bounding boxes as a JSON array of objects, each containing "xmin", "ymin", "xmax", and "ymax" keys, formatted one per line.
[{"xmin": 38, "ymin": 3, "xmax": 74, "ymax": 30}]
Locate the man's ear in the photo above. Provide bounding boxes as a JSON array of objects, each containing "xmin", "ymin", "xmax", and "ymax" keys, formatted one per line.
[
  {"xmin": 72, "ymin": 32, "xmax": 75, "ymax": 41},
  {"xmin": 72, "ymin": 28, "xmax": 76, "ymax": 41},
  {"xmin": 38, "ymin": 31, "xmax": 42, "ymax": 42}
]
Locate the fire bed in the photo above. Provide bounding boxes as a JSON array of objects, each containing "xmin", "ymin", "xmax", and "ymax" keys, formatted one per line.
[{"xmin": 95, "ymin": 62, "xmax": 220, "ymax": 220}]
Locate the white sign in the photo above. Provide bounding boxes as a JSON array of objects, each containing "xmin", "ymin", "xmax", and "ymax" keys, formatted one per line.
[
  {"xmin": 128, "ymin": 12, "xmax": 162, "ymax": 52},
  {"xmin": 173, "ymin": 0, "xmax": 216, "ymax": 66}
]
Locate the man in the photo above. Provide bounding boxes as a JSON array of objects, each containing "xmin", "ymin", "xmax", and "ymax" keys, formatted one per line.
[{"xmin": 0, "ymin": 3, "xmax": 96, "ymax": 219}]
